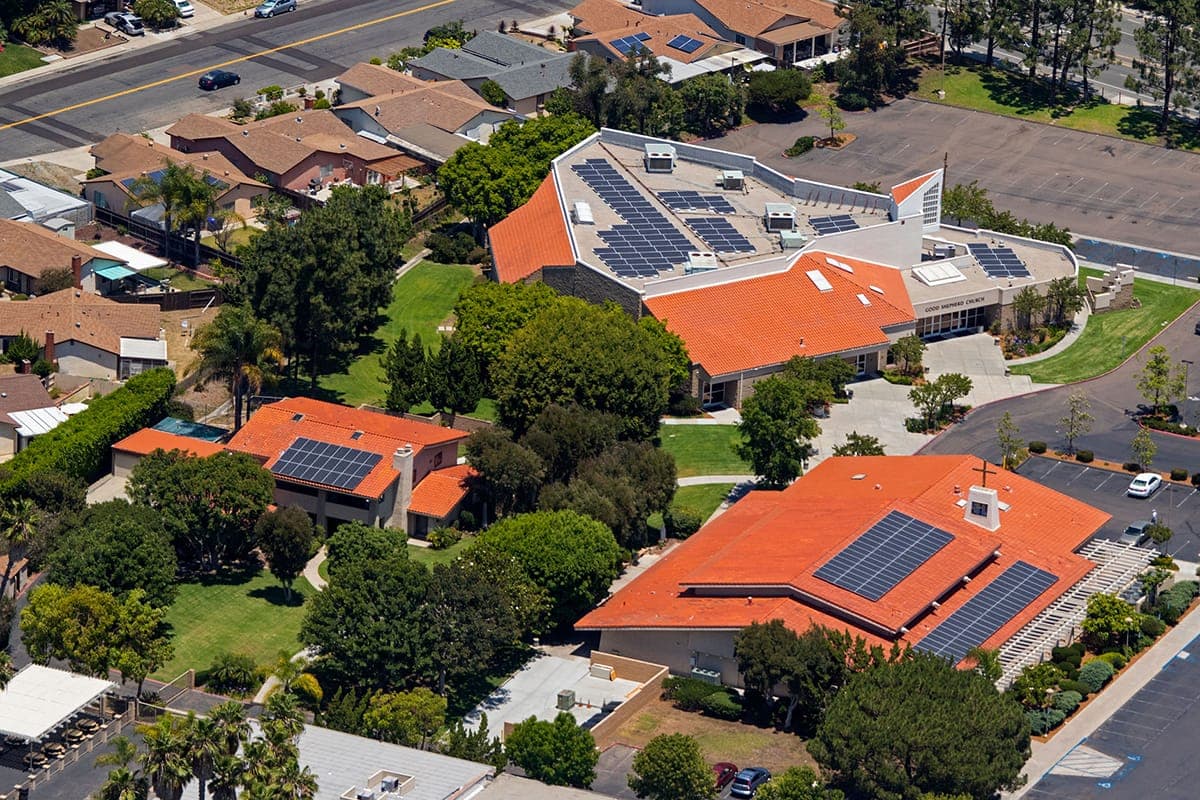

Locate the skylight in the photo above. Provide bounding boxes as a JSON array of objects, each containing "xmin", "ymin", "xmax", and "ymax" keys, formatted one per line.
[{"xmin": 806, "ymin": 269, "xmax": 833, "ymax": 292}]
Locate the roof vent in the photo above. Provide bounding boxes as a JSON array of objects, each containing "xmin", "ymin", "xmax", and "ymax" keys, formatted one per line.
[
  {"xmin": 643, "ymin": 142, "xmax": 676, "ymax": 174},
  {"xmin": 296, "ymin": 117, "xmax": 303, "ymax": 123},
  {"xmin": 291, "ymin": 413, "xmax": 304, "ymax": 422},
  {"xmin": 242, "ymin": 130, "xmax": 249, "ymax": 136},
  {"xmin": 850, "ymin": 473, "xmax": 866, "ymax": 480},
  {"xmin": 339, "ymin": 142, "xmax": 346, "ymax": 149}
]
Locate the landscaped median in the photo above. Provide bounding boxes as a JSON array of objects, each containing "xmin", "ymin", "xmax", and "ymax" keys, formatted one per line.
[{"xmin": 1009, "ymin": 269, "xmax": 1200, "ymax": 384}]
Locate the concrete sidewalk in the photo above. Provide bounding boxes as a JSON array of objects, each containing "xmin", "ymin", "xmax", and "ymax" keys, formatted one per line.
[{"xmin": 1010, "ymin": 599, "xmax": 1200, "ymax": 797}]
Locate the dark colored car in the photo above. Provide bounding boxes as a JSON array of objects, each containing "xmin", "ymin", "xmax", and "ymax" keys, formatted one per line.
[
  {"xmin": 730, "ymin": 767, "xmax": 771, "ymax": 798},
  {"xmin": 713, "ymin": 762, "xmax": 738, "ymax": 790},
  {"xmin": 199, "ymin": 70, "xmax": 240, "ymax": 90},
  {"xmin": 1194, "ymin": 320, "xmax": 1200, "ymax": 335}
]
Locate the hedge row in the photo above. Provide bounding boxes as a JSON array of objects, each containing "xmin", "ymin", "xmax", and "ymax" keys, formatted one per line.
[{"xmin": 0, "ymin": 368, "xmax": 176, "ymax": 495}]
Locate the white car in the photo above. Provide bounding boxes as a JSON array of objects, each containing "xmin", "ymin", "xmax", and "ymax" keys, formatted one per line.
[
  {"xmin": 1127, "ymin": 472, "xmax": 1162, "ymax": 498},
  {"xmin": 173, "ymin": 0, "xmax": 195, "ymax": 17}
]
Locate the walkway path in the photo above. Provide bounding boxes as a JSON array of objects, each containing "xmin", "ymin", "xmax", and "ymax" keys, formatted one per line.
[
  {"xmin": 1005, "ymin": 305, "xmax": 1090, "ymax": 366},
  {"xmin": 302, "ymin": 546, "xmax": 327, "ymax": 591},
  {"xmin": 678, "ymin": 474, "xmax": 755, "ymax": 486}
]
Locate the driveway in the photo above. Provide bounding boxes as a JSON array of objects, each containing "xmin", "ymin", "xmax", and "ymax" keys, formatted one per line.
[{"xmin": 714, "ymin": 98, "xmax": 1200, "ymax": 258}]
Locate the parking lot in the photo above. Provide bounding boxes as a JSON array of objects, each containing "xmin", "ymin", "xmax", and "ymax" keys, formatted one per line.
[
  {"xmin": 1026, "ymin": 633, "xmax": 1200, "ymax": 799},
  {"xmin": 592, "ymin": 744, "xmax": 739, "ymax": 799},
  {"xmin": 1015, "ymin": 456, "xmax": 1200, "ymax": 559}
]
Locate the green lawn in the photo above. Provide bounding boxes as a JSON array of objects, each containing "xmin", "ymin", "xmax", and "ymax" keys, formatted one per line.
[
  {"xmin": 918, "ymin": 64, "xmax": 1200, "ymax": 150},
  {"xmin": 155, "ymin": 569, "xmax": 314, "ymax": 681},
  {"xmin": 649, "ymin": 483, "xmax": 735, "ymax": 529},
  {"xmin": 318, "ymin": 260, "xmax": 476, "ymax": 406},
  {"xmin": 215, "ymin": 226, "xmax": 260, "ymax": 252},
  {"xmin": 406, "ymin": 536, "xmax": 473, "ymax": 567},
  {"xmin": 142, "ymin": 266, "xmax": 214, "ymax": 291},
  {"xmin": 0, "ymin": 44, "xmax": 45, "ymax": 78},
  {"xmin": 1010, "ymin": 269, "xmax": 1200, "ymax": 384},
  {"xmin": 659, "ymin": 425, "xmax": 750, "ymax": 478}
]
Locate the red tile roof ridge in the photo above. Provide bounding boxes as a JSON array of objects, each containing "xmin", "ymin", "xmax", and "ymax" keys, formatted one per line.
[
  {"xmin": 489, "ymin": 174, "xmax": 575, "ymax": 283},
  {"xmin": 891, "ymin": 169, "xmax": 940, "ymax": 205}
]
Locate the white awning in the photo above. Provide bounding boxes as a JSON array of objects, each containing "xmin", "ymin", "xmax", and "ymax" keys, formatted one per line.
[
  {"xmin": 60, "ymin": 402, "xmax": 88, "ymax": 415},
  {"xmin": 0, "ymin": 664, "xmax": 114, "ymax": 741},
  {"xmin": 10, "ymin": 406, "xmax": 69, "ymax": 437},
  {"xmin": 92, "ymin": 240, "xmax": 167, "ymax": 272},
  {"xmin": 119, "ymin": 337, "xmax": 168, "ymax": 361}
]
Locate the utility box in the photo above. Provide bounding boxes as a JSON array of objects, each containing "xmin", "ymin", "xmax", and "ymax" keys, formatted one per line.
[{"xmin": 557, "ymin": 689, "xmax": 576, "ymax": 710}]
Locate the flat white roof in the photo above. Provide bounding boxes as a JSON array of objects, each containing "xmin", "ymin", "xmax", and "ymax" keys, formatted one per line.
[
  {"xmin": 119, "ymin": 337, "xmax": 168, "ymax": 360},
  {"xmin": 92, "ymin": 240, "xmax": 167, "ymax": 272},
  {"xmin": 10, "ymin": 406, "xmax": 69, "ymax": 437},
  {"xmin": 0, "ymin": 664, "xmax": 114, "ymax": 741}
]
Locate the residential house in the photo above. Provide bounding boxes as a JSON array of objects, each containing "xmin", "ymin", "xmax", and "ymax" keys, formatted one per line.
[
  {"xmin": 110, "ymin": 426, "xmax": 227, "ymax": 476},
  {"xmin": 639, "ymin": 0, "xmax": 845, "ymax": 65},
  {"xmin": 333, "ymin": 68, "xmax": 516, "ymax": 163},
  {"xmin": 577, "ymin": 454, "xmax": 1121, "ymax": 688},
  {"xmin": 0, "ymin": 373, "xmax": 64, "ymax": 460},
  {"xmin": 0, "ymin": 289, "xmax": 167, "ymax": 380},
  {"xmin": 409, "ymin": 31, "xmax": 574, "ymax": 115},
  {"xmin": 224, "ymin": 397, "xmax": 474, "ymax": 533},
  {"xmin": 83, "ymin": 133, "xmax": 269, "ymax": 226},
  {"xmin": 0, "ymin": 218, "xmax": 136, "ymax": 296},
  {"xmin": 166, "ymin": 110, "xmax": 424, "ymax": 197},
  {"xmin": 0, "ymin": 167, "xmax": 93, "ymax": 226}
]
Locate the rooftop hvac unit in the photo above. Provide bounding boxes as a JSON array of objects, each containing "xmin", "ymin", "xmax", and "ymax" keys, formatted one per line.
[
  {"xmin": 684, "ymin": 251, "xmax": 719, "ymax": 273},
  {"xmin": 379, "ymin": 778, "xmax": 400, "ymax": 793},
  {"xmin": 780, "ymin": 230, "xmax": 807, "ymax": 250},
  {"xmin": 933, "ymin": 243, "xmax": 956, "ymax": 260},
  {"xmin": 721, "ymin": 170, "xmax": 744, "ymax": 190},
  {"xmin": 764, "ymin": 203, "xmax": 796, "ymax": 232},
  {"xmin": 557, "ymin": 689, "xmax": 576, "ymax": 710},
  {"xmin": 572, "ymin": 201, "xmax": 594, "ymax": 225},
  {"xmin": 589, "ymin": 663, "xmax": 615, "ymax": 680},
  {"xmin": 356, "ymin": 790, "xmax": 376, "ymax": 800},
  {"xmin": 690, "ymin": 666, "xmax": 721, "ymax": 685},
  {"xmin": 643, "ymin": 142, "xmax": 676, "ymax": 173}
]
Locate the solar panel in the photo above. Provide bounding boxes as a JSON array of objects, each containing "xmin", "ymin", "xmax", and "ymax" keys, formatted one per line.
[
  {"xmin": 814, "ymin": 511, "xmax": 955, "ymax": 601},
  {"xmin": 272, "ymin": 436, "xmax": 382, "ymax": 492},
  {"xmin": 809, "ymin": 214, "xmax": 860, "ymax": 235},
  {"xmin": 917, "ymin": 561, "xmax": 1058, "ymax": 663},
  {"xmin": 970, "ymin": 244, "xmax": 1031, "ymax": 278},
  {"xmin": 667, "ymin": 34, "xmax": 704, "ymax": 53},
  {"xmin": 657, "ymin": 190, "xmax": 736, "ymax": 214},
  {"xmin": 685, "ymin": 217, "xmax": 755, "ymax": 252},
  {"xmin": 610, "ymin": 32, "xmax": 652, "ymax": 54}
]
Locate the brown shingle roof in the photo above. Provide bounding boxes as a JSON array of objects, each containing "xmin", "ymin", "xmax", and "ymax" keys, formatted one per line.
[
  {"xmin": 0, "ymin": 289, "xmax": 161, "ymax": 356},
  {"xmin": 569, "ymin": 0, "xmax": 651, "ymax": 34},
  {"xmin": 0, "ymin": 374, "xmax": 55, "ymax": 426},
  {"xmin": 164, "ymin": 114, "xmax": 241, "ymax": 142},
  {"xmin": 339, "ymin": 81, "xmax": 499, "ymax": 134},
  {"xmin": 335, "ymin": 63, "xmax": 430, "ymax": 97},
  {"xmin": 578, "ymin": 13, "xmax": 726, "ymax": 63},
  {"xmin": 695, "ymin": 0, "xmax": 841, "ymax": 37},
  {"xmin": 86, "ymin": 134, "xmax": 261, "ymax": 198},
  {"xmin": 0, "ymin": 219, "xmax": 118, "ymax": 280}
]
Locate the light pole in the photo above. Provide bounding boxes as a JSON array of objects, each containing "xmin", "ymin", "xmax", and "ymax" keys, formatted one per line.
[{"xmin": 1124, "ymin": 616, "xmax": 1134, "ymax": 651}]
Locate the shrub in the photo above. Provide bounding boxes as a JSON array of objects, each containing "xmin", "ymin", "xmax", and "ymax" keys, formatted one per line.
[
  {"xmin": 427, "ymin": 527, "xmax": 462, "ymax": 550},
  {"xmin": 85, "ymin": 167, "xmax": 108, "ymax": 179},
  {"xmin": 1140, "ymin": 614, "xmax": 1166, "ymax": 638},
  {"xmin": 205, "ymin": 652, "xmax": 258, "ymax": 695},
  {"xmin": 882, "ymin": 371, "xmax": 916, "ymax": 385},
  {"xmin": 255, "ymin": 100, "xmax": 299, "ymax": 121},
  {"xmin": 457, "ymin": 510, "xmax": 478, "ymax": 531},
  {"xmin": 1171, "ymin": 467, "xmax": 1189, "ymax": 481},
  {"xmin": 699, "ymin": 689, "xmax": 742, "ymax": 720},
  {"xmin": 1052, "ymin": 690, "xmax": 1082, "ymax": 715},
  {"xmin": 291, "ymin": 673, "xmax": 323, "ymax": 708},
  {"xmin": 1096, "ymin": 651, "xmax": 1126, "ymax": 670},
  {"xmin": 480, "ymin": 79, "xmax": 507, "ymax": 107},
  {"xmin": 1075, "ymin": 450, "xmax": 1094, "ymax": 463},
  {"xmin": 668, "ymin": 394, "xmax": 703, "ymax": 417},
  {"xmin": 426, "ymin": 230, "xmax": 477, "ymax": 264},
  {"xmin": 1193, "ymin": 471, "xmax": 1200, "ymax": 487},
  {"xmin": 1051, "ymin": 643, "xmax": 1085, "ymax": 667},
  {"xmin": 785, "ymin": 135, "xmax": 816, "ymax": 157},
  {"xmin": 1059, "ymin": 679, "xmax": 1092, "ymax": 697},
  {"xmin": 258, "ymin": 84, "xmax": 284, "ymax": 101},
  {"xmin": 1053, "ymin": 661, "xmax": 1079, "ymax": 680},
  {"xmin": 905, "ymin": 417, "xmax": 927, "ymax": 433},
  {"xmin": 1078, "ymin": 659, "xmax": 1115, "ymax": 694},
  {"xmin": 1122, "ymin": 461, "xmax": 1141, "ymax": 472},
  {"xmin": 1155, "ymin": 581, "xmax": 1199, "ymax": 624},
  {"xmin": 662, "ymin": 676, "xmax": 723, "ymax": 711},
  {"xmin": 664, "ymin": 505, "xmax": 705, "ymax": 539},
  {"xmin": 1175, "ymin": 580, "xmax": 1199, "ymax": 598},
  {"xmin": 1024, "ymin": 708, "xmax": 1066, "ymax": 735},
  {"xmin": 836, "ymin": 92, "xmax": 869, "ymax": 111},
  {"xmin": 312, "ymin": 98, "xmax": 331, "ymax": 109},
  {"xmin": 1028, "ymin": 441, "xmax": 1047, "ymax": 454}
]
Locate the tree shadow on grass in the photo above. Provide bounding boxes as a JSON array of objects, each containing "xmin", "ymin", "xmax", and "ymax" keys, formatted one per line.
[
  {"xmin": 180, "ymin": 561, "xmax": 262, "ymax": 587},
  {"xmin": 274, "ymin": 375, "xmax": 343, "ymax": 404},
  {"xmin": 248, "ymin": 584, "xmax": 308, "ymax": 608},
  {"xmin": 1116, "ymin": 107, "xmax": 1200, "ymax": 150}
]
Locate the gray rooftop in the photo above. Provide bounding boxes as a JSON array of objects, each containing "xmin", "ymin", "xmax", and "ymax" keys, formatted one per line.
[
  {"xmin": 0, "ymin": 168, "xmax": 89, "ymax": 223},
  {"xmin": 463, "ymin": 30, "xmax": 557, "ymax": 67},
  {"xmin": 481, "ymin": 773, "xmax": 621, "ymax": 799},
  {"xmin": 493, "ymin": 56, "xmax": 574, "ymax": 101},
  {"xmin": 0, "ymin": 188, "xmax": 28, "ymax": 220},
  {"xmin": 409, "ymin": 47, "xmax": 495, "ymax": 80}
]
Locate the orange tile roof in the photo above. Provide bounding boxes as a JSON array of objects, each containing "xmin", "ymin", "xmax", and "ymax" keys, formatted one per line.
[
  {"xmin": 891, "ymin": 169, "xmax": 939, "ymax": 205},
  {"xmin": 489, "ymin": 175, "xmax": 575, "ymax": 283},
  {"xmin": 644, "ymin": 251, "xmax": 914, "ymax": 378},
  {"xmin": 577, "ymin": 455, "xmax": 1109, "ymax": 663},
  {"xmin": 112, "ymin": 427, "xmax": 226, "ymax": 458},
  {"xmin": 225, "ymin": 397, "xmax": 466, "ymax": 499},
  {"xmin": 408, "ymin": 464, "xmax": 475, "ymax": 518}
]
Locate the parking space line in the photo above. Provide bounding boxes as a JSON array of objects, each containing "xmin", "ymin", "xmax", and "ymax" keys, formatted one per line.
[
  {"xmin": 1094, "ymin": 474, "xmax": 1114, "ymax": 492},
  {"xmin": 1177, "ymin": 489, "xmax": 1195, "ymax": 508},
  {"xmin": 1066, "ymin": 466, "xmax": 1089, "ymax": 485}
]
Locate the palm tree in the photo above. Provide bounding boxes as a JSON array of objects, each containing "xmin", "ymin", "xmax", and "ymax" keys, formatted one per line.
[
  {"xmin": 96, "ymin": 736, "xmax": 140, "ymax": 770},
  {"xmin": 208, "ymin": 754, "xmax": 243, "ymax": 800},
  {"xmin": 139, "ymin": 715, "xmax": 193, "ymax": 800},
  {"xmin": 0, "ymin": 497, "xmax": 39, "ymax": 597},
  {"xmin": 187, "ymin": 713, "xmax": 224, "ymax": 800},
  {"xmin": 127, "ymin": 162, "xmax": 214, "ymax": 264},
  {"xmin": 191, "ymin": 305, "xmax": 283, "ymax": 430},
  {"xmin": 98, "ymin": 766, "xmax": 150, "ymax": 800},
  {"xmin": 272, "ymin": 758, "xmax": 319, "ymax": 800},
  {"xmin": 207, "ymin": 701, "xmax": 250, "ymax": 757},
  {"xmin": 261, "ymin": 691, "xmax": 305, "ymax": 742},
  {"xmin": 272, "ymin": 651, "xmax": 307, "ymax": 693}
]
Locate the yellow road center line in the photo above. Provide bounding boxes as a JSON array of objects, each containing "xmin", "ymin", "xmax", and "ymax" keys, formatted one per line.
[{"xmin": 0, "ymin": 0, "xmax": 457, "ymax": 132}]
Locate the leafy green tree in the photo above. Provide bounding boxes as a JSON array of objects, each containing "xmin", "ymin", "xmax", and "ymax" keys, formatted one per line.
[
  {"xmin": 438, "ymin": 143, "xmax": 535, "ymax": 233},
  {"xmin": 941, "ymin": 0, "xmax": 985, "ymax": 60},
  {"xmin": 757, "ymin": 766, "xmax": 844, "ymax": 800},
  {"xmin": 457, "ymin": 543, "xmax": 550, "ymax": 638},
  {"xmin": 255, "ymin": 506, "xmax": 315, "ymax": 601},
  {"xmin": 1011, "ymin": 286, "xmax": 1047, "ymax": 331},
  {"xmin": 1059, "ymin": 390, "xmax": 1093, "ymax": 454},
  {"xmin": 505, "ymin": 712, "xmax": 598, "ymax": 788},
  {"xmin": 0, "ymin": 651, "xmax": 13, "ymax": 690},
  {"xmin": 997, "ymin": 411, "xmax": 1023, "ymax": 470},
  {"xmin": 128, "ymin": 450, "xmax": 275, "ymax": 568},
  {"xmin": 817, "ymin": 93, "xmax": 846, "ymax": 140},
  {"xmin": 737, "ymin": 376, "xmax": 821, "ymax": 487},
  {"xmin": 426, "ymin": 333, "xmax": 484, "ymax": 414},
  {"xmin": 811, "ymin": 652, "xmax": 1028, "ymax": 800},
  {"xmin": 323, "ymin": 521, "xmax": 407, "ymax": 580},
  {"xmin": 363, "ymin": 688, "xmax": 447, "ymax": 749},
  {"xmin": 1010, "ymin": 662, "xmax": 1063, "ymax": 709},
  {"xmin": 21, "ymin": 583, "xmax": 122, "ymax": 676},
  {"xmin": 381, "ymin": 328, "xmax": 427, "ymax": 413},
  {"xmin": 464, "ymin": 427, "xmax": 545, "ymax": 516},
  {"xmin": 1130, "ymin": 426, "xmax": 1157, "ymax": 469},
  {"xmin": 452, "ymin": 280, "xmax": 559, "ymax": 389},
  {"xmin": 889, "ymin": 334, "xmax": 926, "ymax": 376},
  {"xmin": 941, "ymin": 181, "xmax": 994, "ymax": 227},
  {"xmin": 965, "ymin": 646, "xmax": 1003, "ymax": 682},
  {"xmin": 628, "ymin": 733, "xmax": 715, "ymax": 800},
  {"xmin": 1045, "ymin": 276, "xmax": 1086, "ymax": 327},
  {"xmin": 300, "ymin": 549, "xmax": 429, "ymax": 688},
  {"xmin": 493, "ymin": 297, "xmax": 689, "ymax": 439},
  {"xmin": 475, "ymin": 510, "xmax": 621, "ymax": 631},
  {"xmin": 607, "ymin": 52, "xmax": 684, "ymax": 137},
  {"xmin": 746, "ymin": 69, "xmax": 812, "ymax": 114},
  {"xmin": 679, "ymin": 74, "xmax": 745, "ymax": 136},
  {"xmin": 487, "ymin": 114, "xmax": 597, "ymax": 177},
  {"xmin": 520, "ymin": 404, "xmax": 623, "ymax": 484},
  {"xmin": 1128, "ymin": 0, "xmax": 1197, "ymax": 133},
  {"xmin": 112, "ymin": 590, "xmax": 175, "ymax": 698},
  {"xmin": 440, "ymin": 713, "xmax": 506, "ymax": 772},
  {"xmin": 191, "ymin": 305, "xmax": 283, "ymax": 430},
  {"xmin": 3, "ymin": 331, "xmax": 39, "ymax": 364},
  {"xmin": 1136, "ymin": 345, "xmax": 1187, "ymax": 414},
  {"xmin": 1146, "ymin": 522, "xmax": 1173, "ymax": 546},
  {"xmin": 133, "ymin": 0, "xmax": 179, "ymax": 29},
  {"xmin": 832, "ymin": 431, "xmax": 886, "ymax": 456},
  {"xmin": 1081, "ymin": 593, "xmax": 1139, "ymax": 651},
  {"xmin": 909, "ymin": 373, "xmax": 973, "ymax": 431},
  {"xmin": 859, "ymin": 0, "xmax": 928, "ymax": 44},
  {"xmin": 11, "ymin": 0, "xmax": 76, "ymax": 47},
  {"xmin": 479, "ymin": 78, "xmax": 507, "ymax": 106},
  {"xmin": 836, "ymin": 5, "xmax": 906, "ymax": 100}
]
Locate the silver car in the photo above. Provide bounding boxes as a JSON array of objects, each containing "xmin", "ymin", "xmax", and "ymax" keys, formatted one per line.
[{"xmin": 255, "ymin": 0, "xmax": 296, "ymax": 17}]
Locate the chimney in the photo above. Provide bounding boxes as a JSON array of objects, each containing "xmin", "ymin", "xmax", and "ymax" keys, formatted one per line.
[
  {"xmin": 43, "ymin": 330, "xmax": 55, "ymax": 363},
  {"xmin": 20, "ymin": 359, "xmax": 31, "ymax": 375},
  {"xmin": 964, "ymin": 485, "xmax": 1001, "ymax": 531},
  {"xmin": 391, "ymin": 444, "xmax": 415, "ymax": 527},
  {"xmin": 71, "ymin": 254, "xmax": 82, "ymax": 289}
]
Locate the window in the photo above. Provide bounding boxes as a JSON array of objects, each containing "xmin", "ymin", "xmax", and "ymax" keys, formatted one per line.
[
  {"xmin": 433, "ymin": 451, "xmax": 444, "ymax": 468},
  {"xmin": 917, "ymin": 306, "xmax": 986, "ymax": 337},
  {"xmin": 852, "ymin": 353, "xmax": 868, "ymax": 375},
  {"xmin": 320, "ymin": 164, "xmax": 333, "ymax": 178},
  {"xmin": 970, "ymin": 501, "xmax": 989, "ymax": 516},
  {"xmin": 93, "ymin": 191, "xmax": 107, "ymax": 209},
  {"xmin": 735, "ymin": 34, "xmax": 746, "ymax": 45},
  {"xmin": 702, "ymin": 381, "xmax": 726, "ymax": 405},
  {"xmin": 921, "ymin": 182, "xmax": 940, "ymax": 226}
]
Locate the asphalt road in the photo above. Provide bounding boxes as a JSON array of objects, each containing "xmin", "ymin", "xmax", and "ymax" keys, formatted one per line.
[{"xmin": 0, "ymin": 0, "xmax": 564, "ymax": 161}]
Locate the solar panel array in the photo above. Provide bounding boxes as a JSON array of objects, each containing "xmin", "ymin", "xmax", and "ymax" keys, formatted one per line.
[
  {"xmin": 657, "ymin": 190, "xmax": 736, "ymax": 214},
  {"xmin": 814, "ymin": 511, "xmax": 955, "ymax": 601},
  {"xmin": 271, "ymin": 436, "xmax": 382, "ymax": 492},
  {"xmin": 810, "ymin": 214, "xmax": 860, "ymax": 235},
  {"xmin": 668, "ymin": 34, "xmax": 704, "ymax": 53},
  {"xmin": 572, "ymin": 158, "xmax": 696, "ymax": 277},
  {"xmin": 685, "ymin": 217, "xmax": 755, "ymax": 253},
  {"xmin": 610, "ymin": 31, "xmax": 651, "ymax": 54},
  {"xmin": 917, "ymin": 560, "xmax": 1057, "ymax": 663},
  {"xmin": 967, "ymin": 243, "xmax": 1031, "ymax": 278}
]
